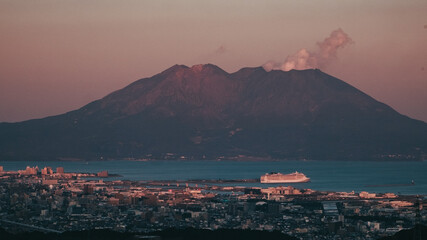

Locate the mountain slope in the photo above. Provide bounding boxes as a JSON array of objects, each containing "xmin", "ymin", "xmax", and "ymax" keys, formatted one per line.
[{"xmin": 1, "ymin": 64, "xmax": 426, "ymax": 161}]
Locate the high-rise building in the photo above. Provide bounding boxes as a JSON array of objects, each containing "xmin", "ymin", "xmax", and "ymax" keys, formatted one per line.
[
  {"xmin": 41, "ymin": 167, "xmax": 53, "ymax": 175},
  {"xmin": 56, "ymin": 167, "xmax": 64, "ymax": 174},
  {"xmin": 24, "ymin": 166, "xmax": 38, "ymax": 175}
]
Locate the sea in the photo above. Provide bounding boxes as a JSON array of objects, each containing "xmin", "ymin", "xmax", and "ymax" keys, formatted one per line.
[{"xmin": 1, "ymin": 160, "xmax": 427, "ymax": 195}]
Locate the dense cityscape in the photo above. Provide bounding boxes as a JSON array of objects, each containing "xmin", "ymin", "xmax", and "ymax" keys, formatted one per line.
[{"xmin": 0, "ymin": 165, "xmax": 425, "ymax": 240}]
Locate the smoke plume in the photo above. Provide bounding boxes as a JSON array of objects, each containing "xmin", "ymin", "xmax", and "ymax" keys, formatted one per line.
[{"xmin": 263, "ymin": 29, "xmax": 353, "ymax": 71}]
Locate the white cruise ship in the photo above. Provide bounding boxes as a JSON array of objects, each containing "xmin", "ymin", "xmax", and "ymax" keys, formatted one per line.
[{"xmin": 260, "ymin": 171, "xmax": 310, "ymax": 183}]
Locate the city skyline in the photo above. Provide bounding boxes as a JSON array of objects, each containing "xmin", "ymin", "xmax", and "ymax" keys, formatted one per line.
[{"xmin": 0, "ymin": 162, "xmax": 425, "ymax": 239}]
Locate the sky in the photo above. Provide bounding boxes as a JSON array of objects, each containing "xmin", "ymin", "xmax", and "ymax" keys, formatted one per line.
[{"xmin": 0, "ymin": 0, "xmax": 426, "ymax": 123}]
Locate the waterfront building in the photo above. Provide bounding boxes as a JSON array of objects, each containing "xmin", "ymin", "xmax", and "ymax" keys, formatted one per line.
[
  {"xmin": 57, "ymin": 167, "xmax": 64, "ymax": 174},
  {"xmin": 97, "ymin": 170, "xmax": 108, "ymax": 177}
]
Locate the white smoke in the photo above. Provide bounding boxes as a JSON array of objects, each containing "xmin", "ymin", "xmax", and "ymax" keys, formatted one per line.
[{"xmin": 264, "ymin": 29, "xmax": 353, "ymax": 71}]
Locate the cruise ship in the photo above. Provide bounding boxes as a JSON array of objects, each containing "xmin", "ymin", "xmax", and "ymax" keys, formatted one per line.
[{"xmin": 260, "ymin": 171, "xmax": 310, "ymax": 183}]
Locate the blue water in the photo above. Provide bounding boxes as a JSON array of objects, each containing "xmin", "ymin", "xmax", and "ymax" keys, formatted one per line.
[{"xmin": 1, "ymin": 160, "xmax": 426, "ymax": 195}]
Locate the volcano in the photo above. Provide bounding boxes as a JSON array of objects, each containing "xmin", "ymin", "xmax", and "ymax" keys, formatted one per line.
[{"xmin": 1, "ymin": 64, "xmax": 426, "ymax": 161}]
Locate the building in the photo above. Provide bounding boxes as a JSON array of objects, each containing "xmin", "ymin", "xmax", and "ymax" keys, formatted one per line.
[
  {"xmin": 83, "ymin": 184, "xmax": 94, "ymax": 195},
  {"xmin": 21, "ymin": 166, "xmax": 38, "ymax": 175},
  {"xmin": 359, "ymin": 191, "xmax": 376, "ymax": 198},
  {"xmin": 41, "ymin": 167, "xmax": 53, "ymax": 175},
  {"xmin": 57, "ymin": 167, "xmax": 64, "ymax": 174},
  {"xmin": 97, "ymin": 170, "xmax": 108, "ymax": 177}
]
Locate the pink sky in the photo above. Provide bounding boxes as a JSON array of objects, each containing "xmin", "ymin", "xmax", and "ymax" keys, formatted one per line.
[{"xmin": 1, "ymin": 0, "xmax": 426, "ymax": 122}]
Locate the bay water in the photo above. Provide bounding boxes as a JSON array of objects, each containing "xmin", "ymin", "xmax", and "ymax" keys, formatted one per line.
[{"xmin": 1, "ymin": 160, "xmax": 426, "ymax": 195}]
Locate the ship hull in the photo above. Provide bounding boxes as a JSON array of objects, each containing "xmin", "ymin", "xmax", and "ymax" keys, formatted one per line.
[{"xmin": 260, "ymin": 178, "xmax": 310, "ymax": 183}]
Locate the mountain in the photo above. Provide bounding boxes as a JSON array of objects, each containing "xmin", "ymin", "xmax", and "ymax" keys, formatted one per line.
[{"xmin": 1, "ymin": 64, "xmax": 426, "ymax": 161}]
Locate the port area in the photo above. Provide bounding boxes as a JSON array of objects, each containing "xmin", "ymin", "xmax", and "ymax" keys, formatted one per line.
[
  {"xmin": 142, "ymin": 178, "xmax": 260, "ymax": 185},
  {"xmin": 0, "ymin": 166, "xmax": 121, "ymax": 179}
]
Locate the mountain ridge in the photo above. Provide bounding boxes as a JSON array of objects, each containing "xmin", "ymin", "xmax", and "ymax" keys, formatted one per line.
[{"xmin": 1, "ymin": 64, "xmax": 426, "ymax": 161}]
